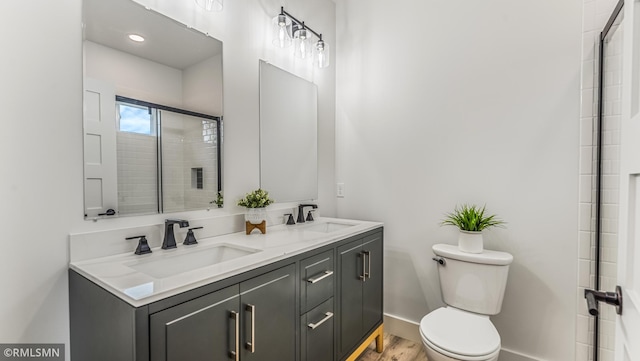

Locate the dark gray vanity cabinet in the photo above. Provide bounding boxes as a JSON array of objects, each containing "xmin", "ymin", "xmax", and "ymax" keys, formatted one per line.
[
  {"xmin": 149, "ymin": 264, "xmax": 296, "ymax": 361},
  {"xmin": 70, "ymin": 227, "xmax": 383, "ymax": 361},
  {"xmin": 337, "ymin": 232, "xmax": 383, "ymax": 360}
]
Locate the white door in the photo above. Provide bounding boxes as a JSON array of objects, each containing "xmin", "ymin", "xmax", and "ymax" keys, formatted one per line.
[
  {"xmin": 615, "ymin": 1, "xmax": 640, "ymax": 359},
  {"xmin": 83, "ymin": 78, "xmax": 118, "ymax": 218}
]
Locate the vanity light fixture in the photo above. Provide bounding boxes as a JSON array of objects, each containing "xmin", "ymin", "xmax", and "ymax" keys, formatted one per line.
[
  {"xmin": 128, "ymin": 34, "xmax": 145, "ymax": 42},
  {"xmin": 271, "ymin": 7, "xmax": 330, "ymax": 68},
  {"xmin": 195, "ymin": 0, "xmax": 223, "ymax": 12}
]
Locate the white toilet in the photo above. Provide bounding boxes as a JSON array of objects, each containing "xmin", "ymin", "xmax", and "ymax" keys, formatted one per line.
[{"xmin": 419, "ymin": 244, "xmax": 513, "ymax": 361}]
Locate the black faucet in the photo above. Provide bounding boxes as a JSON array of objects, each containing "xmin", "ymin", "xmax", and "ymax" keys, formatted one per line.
[
  {"xmin": 297, "ymin": 204, "xmax": 318, "ymax": 223},
  {"xmin": 162, "ymin": 219, "xmax": 190, "ymax": 249}
]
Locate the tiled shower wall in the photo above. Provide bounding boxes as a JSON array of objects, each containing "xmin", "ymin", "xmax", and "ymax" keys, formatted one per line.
[
  {"xmin": 161, "ymin": 112, "xmax": 218, "ymax": 213},
  {"xmin": 182, "ymin": 119, "xmax": 218, "ymax": 210},
  {"xmin": 117, "ymin": 132, "xmax": 158, "ymax": 215},
  {"xmin": 578, "ymin": 0, "xmax": 620, "ymax": 360}
]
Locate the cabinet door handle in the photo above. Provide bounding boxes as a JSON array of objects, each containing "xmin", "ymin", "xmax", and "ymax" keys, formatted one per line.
[
  {"xmin": 363, "ymin": 250, "xmax": 371, "ymax": 279},
  {"xmin": 359, "ymin": 252, "xmax": 366, "ymax": 281},
  {"xmin": 307, "ymin": 312, "xmax": 334, "ymax": 330},
  {"xmin": 245, "ymin": 304, "xmax": 255, "ymax": 353},
  {"xmin": 307, "ymin": 270, "xmax": 334, "ymax": 284},
  {"xmin": 229, "ymin": 311, "xmax": 239, "ymax": 361}
]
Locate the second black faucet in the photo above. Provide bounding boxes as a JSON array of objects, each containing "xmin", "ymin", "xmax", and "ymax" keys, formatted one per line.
[
  {"xmin": 162, "ymin": 219, "xmax": 190, "ymax": 249},
  {"xmin": 297, "ymin": 204, "xmax": 317, "ymax": 223}
]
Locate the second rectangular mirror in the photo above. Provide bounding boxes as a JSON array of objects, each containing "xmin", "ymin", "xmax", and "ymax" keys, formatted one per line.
[{"xmin": 259, "ymin": 61, "xmax": 318, "ymax": 203}]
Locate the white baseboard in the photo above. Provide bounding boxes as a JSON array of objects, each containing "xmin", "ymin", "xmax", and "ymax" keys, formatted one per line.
[
  {"xmin": 383, "ymin": 314, "xmax": 545, "ymax": 361},
  {"xmin": 383, "ymin": 313, "xmax": 421, "ymax": 344},
  {"xmin": 499, "ymin": 348, "xmax": 545, "ymax": 361}
]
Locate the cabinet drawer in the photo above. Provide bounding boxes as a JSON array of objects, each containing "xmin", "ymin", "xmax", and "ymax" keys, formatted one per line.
[
  {"xmin": 301, "ymin": 298, "xmax": 334, "ymax": 361},
  {"xmin": 300, "ymin": 250, "xmax": 334, "ymax": 313}
]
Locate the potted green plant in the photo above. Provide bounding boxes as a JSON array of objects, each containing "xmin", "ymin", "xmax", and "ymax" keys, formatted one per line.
[
  {"xmin": 237, "ymin": 188, "xmax": 274, "ymax": 234},
  {"xmin": 440, "ymin": 204, "xmax": 505, "ymax": 253}
]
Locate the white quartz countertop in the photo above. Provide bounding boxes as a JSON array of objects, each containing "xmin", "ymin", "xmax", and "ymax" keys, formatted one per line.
[{"xmin": 69, "ymin": 217, "xmax": 382, "ymax": 307}]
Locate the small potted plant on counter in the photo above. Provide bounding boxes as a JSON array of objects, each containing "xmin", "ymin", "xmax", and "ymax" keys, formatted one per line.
[
  {"xmin": 440, "ymin": 204, "xmax": 505, "ymax": 253},
  {"xmin": 237, "ymin": 188, "xmax": 274, "ymax": 234}
]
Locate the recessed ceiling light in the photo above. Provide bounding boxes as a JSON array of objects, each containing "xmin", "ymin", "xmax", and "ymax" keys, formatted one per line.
[{"xmin": 128, "ymin": 34, "xmax": 145, "ymax": 42}]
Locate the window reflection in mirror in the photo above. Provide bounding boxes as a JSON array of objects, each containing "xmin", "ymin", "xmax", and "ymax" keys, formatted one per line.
[
  {"xmin": 82, "ymin": 0, "xmax": 223, "ymax": 219},
  {"xmin": 118, "ymin": 103, "xmax": 155, "ymax": 135}
]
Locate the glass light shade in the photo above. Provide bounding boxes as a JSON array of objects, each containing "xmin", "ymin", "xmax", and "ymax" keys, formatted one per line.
[
  {"xmin": 195, "ymin": 0, "xmax": 223, "ymax": 12},
  {"xmin": 272, "ymin": 14, "xmax": 292, "ymax": 48},
  {"xmin": 293, "ymin": 28, "xmax": 312, "ymax": 59},
  {"xmin": 313, "ymin": 39, "xmax": 330, "ymax": 68}
]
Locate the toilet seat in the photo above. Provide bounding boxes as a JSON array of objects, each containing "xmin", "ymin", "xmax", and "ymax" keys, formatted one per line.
[{"xmin": 420, "ymin": 307, "xmax": 500, "ymax": 360}]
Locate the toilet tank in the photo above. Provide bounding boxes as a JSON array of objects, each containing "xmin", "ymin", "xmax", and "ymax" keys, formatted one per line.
[{"xmin": 433, "ymin": 244, "xmax": 513, "ymax": 315}]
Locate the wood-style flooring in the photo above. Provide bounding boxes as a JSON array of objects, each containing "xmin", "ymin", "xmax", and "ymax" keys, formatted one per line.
[{"xmin": 355, "ymin": 333, "xmax": 428, "ymax": 361}]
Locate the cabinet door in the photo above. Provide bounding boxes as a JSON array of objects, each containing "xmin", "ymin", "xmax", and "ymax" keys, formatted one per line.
[
  {"xmin": 337, "ymin": 239, "xmax": 364, "ymax": 356},
  {"xmin": 240, "ymin": 264, "xmax": 296, "ymax": 361},
  {"xmin": 150, "ymin": 285, "xmax": 240, "ymax": 361},
  {"xmin": 362, "ymin": 233, "xmax": 383, "ymax": 334},
  {"xmin": 301, "ymin": 298, "xmax": 334, "ymax": 361}
]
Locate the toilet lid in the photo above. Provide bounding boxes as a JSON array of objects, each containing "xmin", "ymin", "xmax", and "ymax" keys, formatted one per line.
[{"xmin": 420, "ymin": 307, "xmax": 500, "ymax": 357}]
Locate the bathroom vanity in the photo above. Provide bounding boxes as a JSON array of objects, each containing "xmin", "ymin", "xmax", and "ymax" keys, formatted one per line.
[{"xmin": 69, "ymin": 218, "xmax": 383, "ymax": 361}]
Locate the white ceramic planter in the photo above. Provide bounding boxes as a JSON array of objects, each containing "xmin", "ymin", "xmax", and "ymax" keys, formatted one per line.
[
  {"xmin": 245, "ymin": 207, "xmax": 267, "ymax": 225},
  {"xmin": 458, "ymin": 230, "xmax": 483, "ymax": 253}
]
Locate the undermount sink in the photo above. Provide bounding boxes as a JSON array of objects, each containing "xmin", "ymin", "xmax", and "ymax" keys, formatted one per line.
[
  {"xmin": 126, "ymin": 244, "xmax": 261, "ymax": 278},
  {"xmin": 303, "ymin": 221, "xmax": 355, "ymax": 233}
]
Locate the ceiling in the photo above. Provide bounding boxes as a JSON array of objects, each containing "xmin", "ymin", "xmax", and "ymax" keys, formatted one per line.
[{"xmin": 83, "ymin": 0, "xmax": 222, "ymax": 70}]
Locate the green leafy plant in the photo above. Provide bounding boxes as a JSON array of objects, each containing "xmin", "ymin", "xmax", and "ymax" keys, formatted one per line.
[
  {"xmin": 237, "ymin": 188, "xmax": 274, "ymax": 208},
  {"xmin": 210, "ymin": 192, "xmax": 224, "ymax": 208},
  {"xmin": 440, "ymin": 204, "xmax": 505, "ymax": 232}
]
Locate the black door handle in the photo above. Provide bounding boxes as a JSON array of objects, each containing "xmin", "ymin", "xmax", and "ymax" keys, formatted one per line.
[
  {"xmin": 98, "ymin": 209, "xmax": 116, "ymax": 216},
  {"xmin": 584, "ymin": 285, "xmax": 622, "ymax": 316}
]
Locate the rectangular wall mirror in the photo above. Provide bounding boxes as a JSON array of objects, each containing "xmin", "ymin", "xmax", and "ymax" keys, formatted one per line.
[
  {"xmin": 82, "ymin": 0, "xmax": 224, "ymax": 219},
  {"xmin": 259, "ymin": 61, "xmax": 318, "ymax": 203}
]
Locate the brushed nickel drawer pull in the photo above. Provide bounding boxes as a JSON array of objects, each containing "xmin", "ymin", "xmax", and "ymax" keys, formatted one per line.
[
  {"xmin": 307, "ymin": 312, "xmax": 334, "ymax": 330},
  {"xmin": 359, "ymin": 252, "xmax": 366, "ymax": 281},
  {"xmin": 363, "ymin": 250, "xmax": 371, "ymax": 279},
  {"xmin": 245, "ymin": 304, "xmax": 255, "ymax": 353},
  {"xmin": 229, "ymin": 311, "xmax": 239, "ymax": 361},
  {"xmin": 307, "ymin": 270, "xmax": 334, "ymax": 284}
]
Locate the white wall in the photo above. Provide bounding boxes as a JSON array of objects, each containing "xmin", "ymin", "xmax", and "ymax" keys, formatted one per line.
[
  {"xmin": 86, "ymin": 41, "xmax": 223, "ymax": 115},
  {"xmin": 335, "ymin": 0, "xmax": 581, "ymax": 360},
  {"xmin": 84, "ymin": 41, "xmax": 184, "ymax": 108},
  {"xmin": 183, "ymin": 54, "xmax": 223, "ymax": 115},
  {"xmin": 0, "ymin": 0, "xmax": 335, "ymax": 359},
  {"xmin": 0, "ymin": 0, "xmax": 82, "ymax": 351}
]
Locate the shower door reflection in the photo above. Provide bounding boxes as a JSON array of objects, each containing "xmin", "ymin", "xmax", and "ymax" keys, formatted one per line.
[
  {"xmin": 592, "ymin": 3, "xmax": 623, "ymax": 360},
  {"xmin": 160, "ymin": 110, "xmax": 220, "ymax": 213},
  {"xmin": 115, "ymin": 98, "xmax": 221, "ymax": 216}
]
